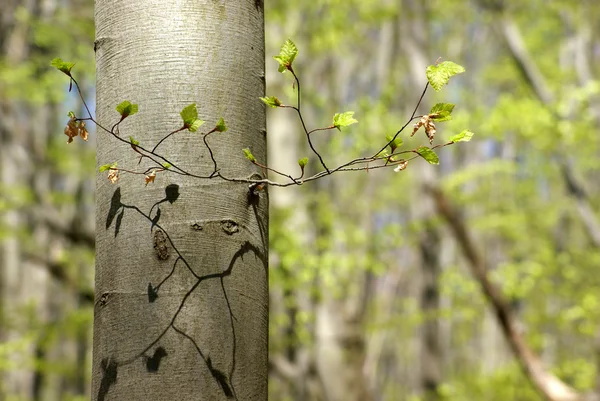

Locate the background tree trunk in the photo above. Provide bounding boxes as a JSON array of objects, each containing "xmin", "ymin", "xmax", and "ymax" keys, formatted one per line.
[{"xmin": 92, "ymin": 1, "xmax": 268, "ymax": 400}]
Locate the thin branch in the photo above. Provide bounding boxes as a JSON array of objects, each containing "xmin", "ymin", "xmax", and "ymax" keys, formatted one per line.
[
  {"xmin": 71, "ymin": 68, "xmax": 453, "ymax": 190},
  {"xmin": 372, "ymin": 83, "xmax": 429, "ymax": 158},
  {"xmin": 290, "ymin": 70, "xmax": 330, "ymax": 173},
  {"xmin": 152, "ymin": 126, "xmax": 187, "ymax": 153},
  {"xmin": 307, "ymin": 126, "xmax": 335, "ymax": 135},
  {"xmin": 202, "ymin": 130, "xmax": 220, "ymax": 177}
]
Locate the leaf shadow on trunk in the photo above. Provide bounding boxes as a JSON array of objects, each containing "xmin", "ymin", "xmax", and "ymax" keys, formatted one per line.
[{"xmin": 97, "ymin": 185, "xmax": 267, "ymax": 401}]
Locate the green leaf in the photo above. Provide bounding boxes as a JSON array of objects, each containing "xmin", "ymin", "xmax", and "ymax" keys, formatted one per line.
[
  {"xmin": 51, "ymin": 58, "xmax": 75, "ymax": 76},
  {"xmin": 416, "ymin": 146, "xmax": 440, "ymax": 165},
  {"xmin": 180, "ymin": 103, "xmax": 198, "ymax": 124},
  {"xmin": 243, "ymin": 148, "xmax": 256, "ymax": 163},
  {"xmin": 450, "ymin": 130, "xmax": 474, "ymax": 143},
  {"xmin": 215, "ymin": 117, "xmax": 227, "ymax": 132},
  {"xmin": 116, "ymin": 101, "xmax": 139, "ymax": 118},
  {"xmin": 298, "ymin": 157, "xmax": 308, "ymax": 169},
  {"xmin": 260, "ymin": 96, "xmax": 282, "ymax": 108},
  {"xmin": 99, "ymin": 162, "xmax": 117, "ymax": 172},
  {"xmin": 129, "ymin": 136, "xmax": 139, "ymax": 146},
  {"xmin": 67, "ymin": 111, "xmax": 76, "ymax": 118},
  {"xmin": 162, "ymin": 162, "xmax": 172, "ymax": 169},
  {"xmin": 99, "ymin": 164, "xmax": 112, "ymax": 172},
  {"xmin": 426, "ymin": 61, "xmax": 465, "ymax": 91},
  {"xmin": 429, "ymin": 103, "xmax": 455, "ymax": 122},
  {"xmin": 386, "ymin": 134, "xmax": 403, "ymax": 152},
  {"xmin": 332, "ymin": 111, "xmax": 358, "ymax": 131},
  {"xmin": 273, "ymin": 39, "xmax": 298, "ymax": 73},
  {"xmin": 188, "ymin": 119, "xmax": 205, "ymax": 132},
  {"xmin": 180, "ymin": 103, "xmax": 204, "ymax": 131},
  {"xmin": 376, "ymin": 149, "xmax": 390, "ymax": 159}
]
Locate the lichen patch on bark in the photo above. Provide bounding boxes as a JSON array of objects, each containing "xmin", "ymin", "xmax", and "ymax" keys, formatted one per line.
[{"xmin": 153, "ymin": 229, "xmax": 169, "ymax": 260}]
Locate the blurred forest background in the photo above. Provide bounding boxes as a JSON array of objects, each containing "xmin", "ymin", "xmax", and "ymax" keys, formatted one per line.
[{"xmin": 1, "ymin": 0, "xmax": 600, "ymax": 400}]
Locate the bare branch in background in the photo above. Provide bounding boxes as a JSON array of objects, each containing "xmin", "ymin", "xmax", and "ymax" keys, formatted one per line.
[{"xmin": 426, "ymin": 185, "xmax": 581, "ymax": 401}]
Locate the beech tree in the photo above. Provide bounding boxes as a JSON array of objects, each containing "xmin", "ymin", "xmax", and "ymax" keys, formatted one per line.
[{"xmin": 91, "ymin": 1, "xmax": 268, "ymax": 399}]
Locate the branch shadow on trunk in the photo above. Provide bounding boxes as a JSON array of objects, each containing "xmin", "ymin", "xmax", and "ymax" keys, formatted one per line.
[{"xmin": 97, "ymin": 185, "xmax": 267, "ymax": 401}]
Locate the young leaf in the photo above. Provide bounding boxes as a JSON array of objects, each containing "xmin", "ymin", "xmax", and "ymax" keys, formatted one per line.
[
  {"xmin": 416, "ymin": 146, "xmax": 440, "ymax": 165},
  {"xmin": 260, "ymin": 96, "xmax": 282, "ymax": 108},
  {"xmin": 51, "ymin": 58, "xmax": 75, "ymax": 76},
  {"xmin": 188, "ymin": 119, "xmax": 205, "ymax": 132},
  {"xmin": 332, "ymin": 111, "xmax": 358, "ymax": 131},
  {"xmin": 180, "ymin": 103, "xmax": 204, "ymax": 131},
  {"xmin": 376, "ymin": 149, "xmax": 390, "ymax": 159},
  {"xmin": 129, "ymin": 136, "xmax": 140, "ymax": 146},
  {"xmin": 450, "ymin": 130, "xmax": 474, "ymax": 143},
  {"xmin": 67, "ymin": 111, "xmax": 76, "ymax": 118},
  {"xmin": 426, "ymin": 61, "xmax": 465, "ymax": 91},
  {"xmin": 273, "ymin": 39, "xmax": 298, "ymax": 73},
  {"xmin": 243, "ymin": 148, "xmax": 256, "ymax": 163},
  {"xmin": 116, "ymin": 101, "xmax": 139, "ymax": 118},
  {"xmin": 298, "ymin": 157, "xmax": 308, "ymax": 169},
  {"xmin": 386, "ymin": 134, "xmax": 403, "ymax": 152},
  {"xmin": 429, "ymin": 103, "xmax": 455, "ymax": 122},
  {"xmin": 180, "ymin": 103, "xmax": 198, "ymax": 123},
  {"xmin": 215, "ymin": 117, "xmax": 227, "ymax": 132},
  {"xmin": 99, "ymin": 163, "xmax": 115, "ymax": 172},
  {"xmin": 162, "ymin": 162, "xmax": 172, "ymax": 169}
]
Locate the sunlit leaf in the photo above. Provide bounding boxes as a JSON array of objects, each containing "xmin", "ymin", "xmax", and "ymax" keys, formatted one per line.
[
  {"xmin": 386, "ymin": 134, "xmax": 403, "ymax": 152},
  {"xmin": 188, "ymin": 118, "xmax": 205, "ymax": 132},
  {"xmin": 426, "ymin": 61, "xmax": 465, "ymax": 91},
  {"xmin": 99, "ymin": 163, "xmax": 116, "ymax": 172},
  {"xmin": 260, "ymin": 96, "xmax": 282, "ymax": 108},
  {"xmin": 376, "ymin": 149, "xmax": 390, "ymax": 159},
  {"xmin": 333, "ymin": 111, "xmax": 358, "ymax": 131},
  {"xmin": 298, "ymin": 157, "xmax": 308, "ymax": 169},
  {"xmin": 429, "ymin": 103, "xmax": 455, "ymax": 122},
  {"xmin": 416, "ymin": 146, "xmax": 439, "ymax": 165},
  {"xmin": 116, "ymin": 101, "xmax": 139, "ymax": 118},
  {"xmin": 450, "ymin": 130, "xmax": 474, "ymax": 143},
  {"xmin": 180, "ymin": 103, "xmax": 204, "ymax": 132},
  {"xmin": 273, "ymin": 39, "xmax": 298, "ymax": 73},
  {"xmin": 215, "ymin": 117, "xmax": 227, "ymax": 132},
  {"xmin": 50, "ymin": 57, "xmax": 75, "ymax": 76},
  {"xmin": 180, "ymin": 103, "xmax": 198, "ymax": 123},
  {"xmin": 243, "ymin": 148, "xmax": 256, "ymax": 162}
]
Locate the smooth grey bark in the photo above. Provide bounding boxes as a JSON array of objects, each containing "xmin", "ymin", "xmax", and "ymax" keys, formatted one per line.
[{"xmin": 93, "ymin": 1, "xmax": 268, "ymax": 400}]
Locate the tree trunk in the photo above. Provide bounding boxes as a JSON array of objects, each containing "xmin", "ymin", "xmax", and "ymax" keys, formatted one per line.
[{"xmin": 92, "ymin": 1, "xmax": 268, "ymax": 400}]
